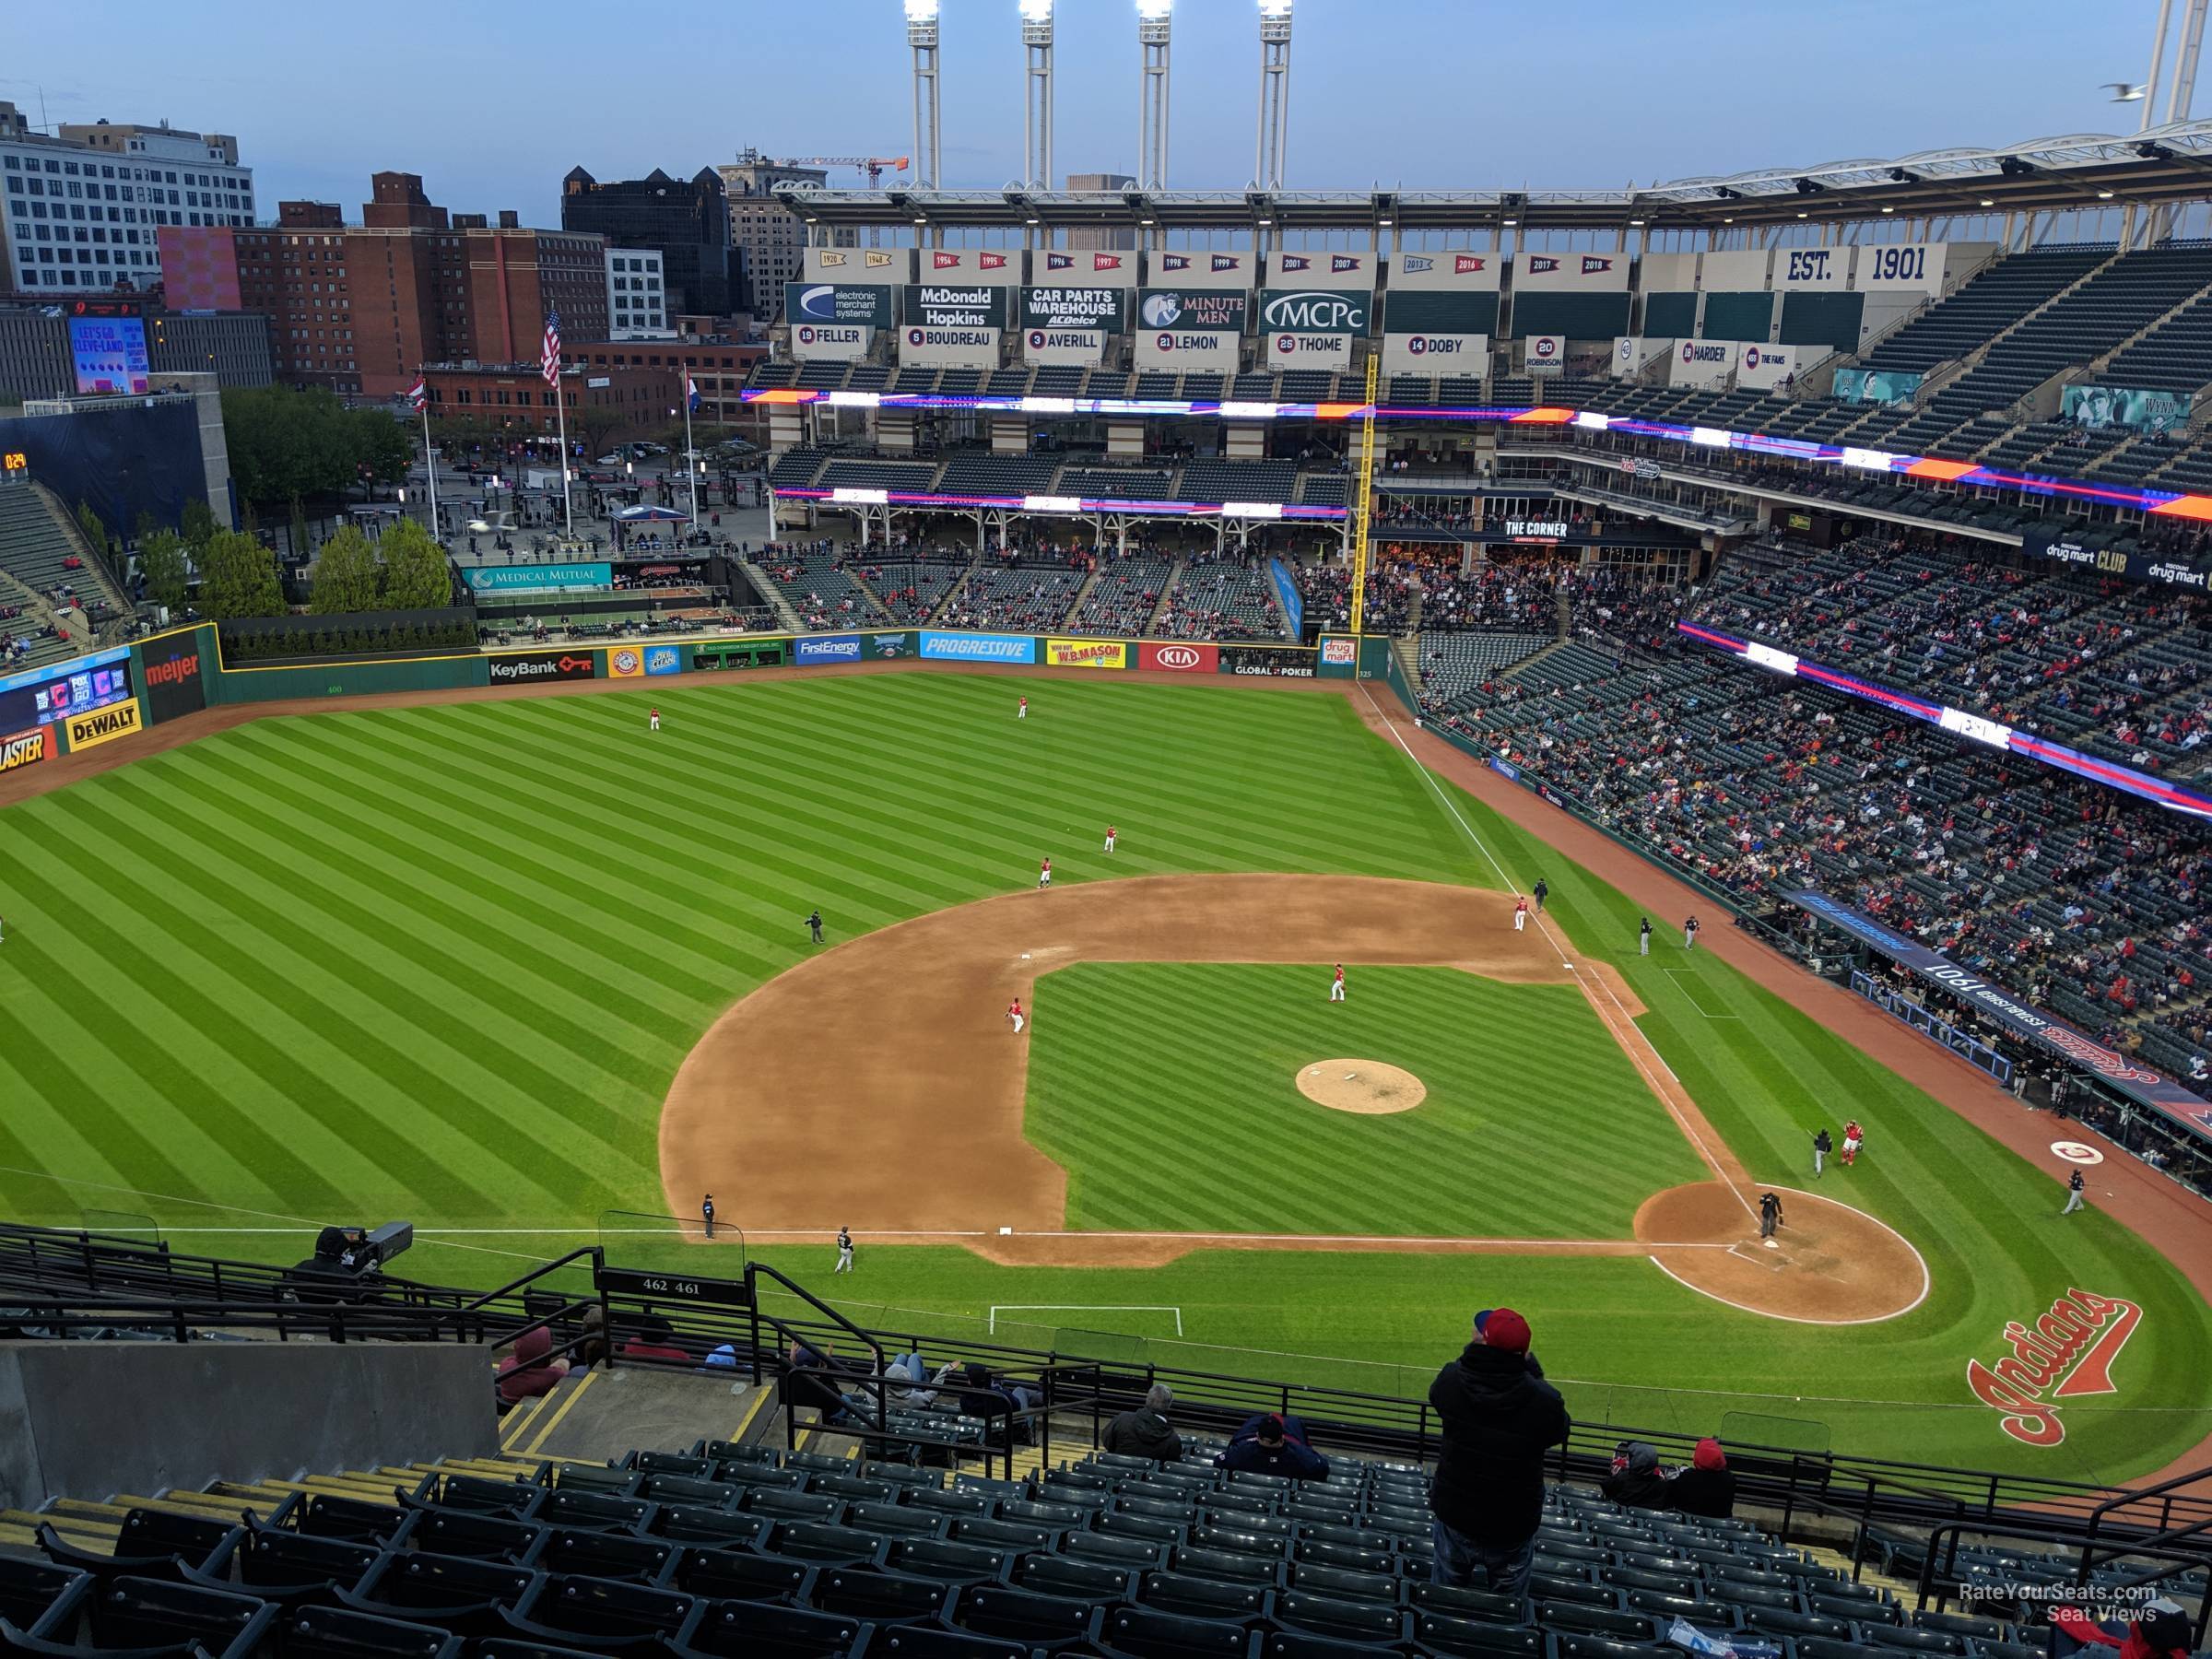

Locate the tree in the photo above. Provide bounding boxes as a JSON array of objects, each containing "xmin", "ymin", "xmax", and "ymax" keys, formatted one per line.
[
  {"xmin": 345, "ymin": 407, "xmax": 412, "ymax": 493},
  {"xmin": 139, "ymin": 530, "xmax": 190, "ymax": 615},
  {"xmin": 74, "ymin": 500, "xmax": 112, "ymax": 561},
  {"xmin": 377, "ymin": 518, "xmax": 455, "ymax": 610},
  {"xmin": 310, "ymin": 524, "xmax": 381, "ymax": 614},
  {"xmin": 196, "ymin": 529, "xmax": 286, "ymax": 619},
  {"xmin": 181, "ymin": 498, "xmax": 218, "ymax": 554},
  {"xmin": 575, "ymin": 404, "xmax": 624, "ymax": 461},
  {"xmin": 289, "ymin": 500, "xmax": 312, "ymax": 559}
]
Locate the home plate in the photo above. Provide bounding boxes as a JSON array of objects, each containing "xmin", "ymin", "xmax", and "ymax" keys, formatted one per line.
[
  {"xmin": 998, "ymin": 1226, "xmax": 1013, "ymax": 1235},
  {"xmin": 1763, "ymin": 1240, "xmax": 1780, "ymax": 1250}
]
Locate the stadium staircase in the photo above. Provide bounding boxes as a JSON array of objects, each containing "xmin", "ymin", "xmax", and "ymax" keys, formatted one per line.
[
  {"xmin": 1142, "ymin": 559, "xmax": 1189, "ymax": 634},
  {"xmin": 925, "ymin": 567, "xmax": 978, "ymax": 625},
  {"xmin": 1062, "ymin": 565, "xmax": 1107, "ymax": 628},
  {"xmin": 737, "ymin": 560, "xmax": 806, "ymax": 634},
  {"xmin": 26, "ymin": 482, "xmax": 135, "ymax": 620}
]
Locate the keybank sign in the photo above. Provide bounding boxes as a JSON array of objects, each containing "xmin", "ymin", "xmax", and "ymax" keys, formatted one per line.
[{"xmin": 1258, "ymin": 288, "xmax": 1371, "ymax": 335}]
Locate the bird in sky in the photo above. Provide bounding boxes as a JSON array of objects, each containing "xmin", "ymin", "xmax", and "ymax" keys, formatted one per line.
[{"xmin": 2104, "ymin": 82, "xmax": 2147, "ymax": 101}]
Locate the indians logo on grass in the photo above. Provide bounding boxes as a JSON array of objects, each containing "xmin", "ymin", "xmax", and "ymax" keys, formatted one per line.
[{"xmin": 1966, "ymin": 1288, "xmax": 2140, "ymax": 1446}]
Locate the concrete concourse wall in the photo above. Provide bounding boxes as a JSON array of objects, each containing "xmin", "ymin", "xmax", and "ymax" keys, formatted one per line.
[{"xmin": 0, "ymin": 1339, "xmax": 499, "ymax": 1512}]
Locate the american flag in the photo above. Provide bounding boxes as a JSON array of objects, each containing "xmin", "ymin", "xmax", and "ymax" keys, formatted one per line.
[{"xmin": 540, "ymin": 310, "xmax": 562, "ymax": 386}]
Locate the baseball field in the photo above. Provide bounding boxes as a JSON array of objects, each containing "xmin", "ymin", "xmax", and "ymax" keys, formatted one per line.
[{"xmin": 0, "ymin": 665, "xmax": 2205, "ymax": 1483}]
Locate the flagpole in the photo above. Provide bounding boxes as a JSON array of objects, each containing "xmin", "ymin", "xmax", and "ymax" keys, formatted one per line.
[
  {"xmin": 554, "ymin": 371, "xmax": 574, "ymax": 538},
  {"xmin": 684, "ymin": 384, "xmax": 699, "ymax": 525},
  {"xmin": 419, "ymin": 399, "xmax": 441, "ymax": 542}
]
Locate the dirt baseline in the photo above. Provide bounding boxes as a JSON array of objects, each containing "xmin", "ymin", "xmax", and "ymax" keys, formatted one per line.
[{"xmin": 659, "ymin": 872, "xmax": 1924, "ymax": 1319}]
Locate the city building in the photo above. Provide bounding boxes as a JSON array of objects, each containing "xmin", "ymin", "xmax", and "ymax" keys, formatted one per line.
[
  {"xmin": 418, "ymin": 360, "xmax": 666, "ymax": 447},
  {"xmin": 0, "ymin": 103, "xmax": 254, "ymax": 295},
  {"xmin": 718, "ymin": 149, "xmax": 854, "ymax": 318},
  {"xmin": 560, "ymin": 167, "xmax": 733, "ymax": 316},
  {"xmin": 1065, "ymin": 172, "xmax": 1136, "ymax": 251},
  {"xmin": 159, "ymin": 172, "xmax": 606, "ymax": 398},
  {"xmin": 605, "ymin": 248, "xmax": 670, "ymax": 338},
  {"xmin": 0, "ymin": 301, "xmax": 272, "ymax": 403},
  {"xmin": 567, "ymin": 337, "xmax": 767, "ymax": 426}
]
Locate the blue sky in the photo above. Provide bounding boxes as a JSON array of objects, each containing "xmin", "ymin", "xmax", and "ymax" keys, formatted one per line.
[{"xmin": 0, "ymin": 1, "xmax": 2169, "ymax": 223}]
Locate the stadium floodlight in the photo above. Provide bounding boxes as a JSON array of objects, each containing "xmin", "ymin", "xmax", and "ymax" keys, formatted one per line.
[
  {"xmin": 1019, "ymin": 0, "xmax": 1052, "ymax": 18},
  {"xmin": 1255, "ymin": 0, "xmax": 1293, "ymax": 189},
  {"xmin": 1137, "ymin": 0, "xmax": 1173, "ymax": 18},
  {"xmin": 1979, "ymin": 197, "xmax": 1995, "ymax": 207},
  {"xmin": 2099, "ymin": 188, "xmax": 2117, "ymax": 198},
  {"xmin": 905, "ymin": 0, "xmax": 940, "ymax": 21},
  {"xmin": 1882, "ymin": 205, "xmax": 1896, "ymax": 214},
  {"xmin": 1022, "ymin": 0, "xmax": 1054, "ymax": 191},
  {"xmin": 909, "ymin": 0, "xmax": 942, "ymax": 191},
  {"xmin": 1259, "ymin": 0, "xmax": 1293, "ymax": 14},
  {"xmin": 1139, "ymin": 0, "xmax": 1173, "ymax": 189}
]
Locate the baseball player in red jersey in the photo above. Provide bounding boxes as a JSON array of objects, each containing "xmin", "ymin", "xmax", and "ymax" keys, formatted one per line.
[
  {"xmin": 1018, "ymin": 695, "xmax": 1029, "ymax": 720},
  {"xmin": 1007, "ymin": 997, "xmax": 1026, "ymax": 1034},
  {"xmin": 1038, "ymin": 856, "xmax": 1052, "ymax": 889},
  {"xmin": 1103, "ymin": 825, "xmax": 1117, "ymax": 853},
  {"xmin": 649, "ymin": 707, "xmax": 660, "ymax": 732},
  {"xmin": 1841, "ymin": 1119, "xmax": 1864, "ymax": 1167},
  {"xmin": 1513, "ymin": 895, "xmax": 1529, "ymax": 932},
  {"xmin": 1329, "ymin": 964, "xmax": 1346, "ymax": 1003}
]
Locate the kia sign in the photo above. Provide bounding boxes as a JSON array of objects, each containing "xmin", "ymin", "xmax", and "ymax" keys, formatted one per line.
[
  {"xmin": 488, "ymin": 650, "xmax": 596, "ymax": 684},
  {"xmin": 1257, "ymin": 288, "xmax": 1371, "ymax": 335},
  {"xmin": 1141, "ymin": 641, "xmax": 1218, "ymax": 672}
]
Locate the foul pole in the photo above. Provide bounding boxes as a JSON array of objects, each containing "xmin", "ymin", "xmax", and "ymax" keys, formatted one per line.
[{"xmin": 1348, "ymin": 350, "xmax": 1381, "ymax": 637}]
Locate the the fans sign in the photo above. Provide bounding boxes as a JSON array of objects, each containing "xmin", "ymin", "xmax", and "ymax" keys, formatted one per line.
[{"xmin": 1966, "ymin": 1288, "xmax": 2140, "ymax": 1446}]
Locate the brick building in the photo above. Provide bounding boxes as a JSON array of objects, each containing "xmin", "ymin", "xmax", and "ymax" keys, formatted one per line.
[
  {"xmin": 418, "ymin": 360, "xmax": 666, "ymax": 447},
  {"xmin": 565, "ymin": 338, "xmax": 766, "ymax": 426},
  {"xmin": 159, "ymin": 172, "xmax": 607, "ymax": 398}
]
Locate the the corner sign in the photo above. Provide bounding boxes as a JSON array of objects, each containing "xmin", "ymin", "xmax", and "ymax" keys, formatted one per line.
[{"xmin": 1967, "ymin": 1288, "xmax": 2140, "ymax": 1446}]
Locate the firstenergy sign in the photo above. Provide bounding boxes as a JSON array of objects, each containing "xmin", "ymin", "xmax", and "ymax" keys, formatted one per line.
[{"xmin": 1967, "ymin": 1288, "xmax": 2141, "ymax": 1446}]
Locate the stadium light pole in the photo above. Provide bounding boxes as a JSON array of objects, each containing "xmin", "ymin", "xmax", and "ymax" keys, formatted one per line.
[
  {"xmin": 1255, "ymin": 0, "xmax": 1292, "ymax": 193},
  {"xmin": 1021, "ymin": 0, "xmax": 1055, "ymax": 194},
  {"xmin": 907, "ymin": 0, "xmax": 943, "ymax": 196},
  {"xmin": 1138, "ymin": 0, "xmax": 1172, "ymax": 192}
]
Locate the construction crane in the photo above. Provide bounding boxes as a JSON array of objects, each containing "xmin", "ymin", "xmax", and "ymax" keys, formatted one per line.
[{"xmin": 782, "ymin": 156, "xmax": 911, "ymax": 189}]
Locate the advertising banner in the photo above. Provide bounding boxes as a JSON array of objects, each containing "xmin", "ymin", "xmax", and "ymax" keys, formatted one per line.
[
  {"xmin": 1319, "ymin": 637, "xmax": 1358, "ymax": 667},
  {"xmin": 1380, "ymin": 331, "xmax": 1486, "ymax": 374},
  {"xmin": 0, "ymin": 646, "xmax": 134, "ymax": 733},
  {"xmin": 69, "ymin": 316, "xmax": 151, "ymax": 396},
  {"xmin": 1388, "ymin": 252, "xmax": 1502, "ymax": 291},
  {"xmin": 1135, "ymin": 328, "xmax": 1239, "ymax": 369},
  {"xmin": 1512, "ymin": 252, "xmax": 1628, "ymax": 291},
  {"xmin": 463, "ymin": 562, "xmax": 611, "ymax": 594},
  {"xmin": 140, "ymin": 641, "xmax": 206, "ymax": 724},
  {"xmin": 919, "ymin": 630, "xmax": 1038, "ymax": 663},
  {"xmin": 1668, "ymin": 338, "xmax": 1734, "ymax": 388},
  {"xmin": 919, "ymin": 249, "xmax": 1023, "ymax": 286},
  {"xmin": 1267, "ymin": 251, "xmax": 1376, "ymax": 291},
  {"xmin": 1735, "ymin": 342, "xmax": 1823, "ymax": 390},
  {"xmin": 1019, "ymin": 287, "xmax": 1130, "ymax": 332},
  {"xmin": 1137, "ymin": 289, "xmax": 1248, "ymax": 333},
  {"xmin": 1152, "ymin": 251, "xmax": 1257, "ymax": 291},
  {"xmin": 1775, "ymin": 247, "xmax": 1851, "ymax": 290},
  {"xmin": 0, "ymin": 726, "xmax": 51, "ymax": 776},
  {"xmin": 783, "ymin": 282, "xmax": 896, "ymax": 329},
  {"xmin": 1023, "ymin": 326, "xmax": 1106, "ymax": 366},
  {"xmin": 805, "ymin": 248, "xmax": 908, "ymax": 284},
  {"xmin": 2062, "ymin": 384, "xmax": 2192, "ymax": 434},
  {"xmin": 487, "ymin": 649, "xmax": 597, "ymax": 684},
  {"xmin": 1138, "ymin": 641, "xmax": 1218, "ymax": 673},
  {"xmin": 2019, "ymin": 527, "xmax": 2209, "ymax": 592},
  {"xmin": 903, "ymin": 286, "xmax": 1013, "ymax": 329},
  {"xmin": 643, "ymin": 642, "xmax": 685, "ymax": 676},
  {"xmin": 900, "ymin": 325, "xmax": 1001, "ymax": 367},
  {"xmin": 791, "ymin": 324, "xmax": 872, "ymax": 360},
  {"xmin": 606, "ymin": 644, "xmax": 645, "ymax": 678},
  {"xmin": 1525, "ymin": 334, "xmax": 1566, "ymax": 374},
  {"xmin": 1613, "ymin": 336, "xmax": 1674, "ymax": 379},
  {"xmin": 1786, "ymin": 888, "xmax": 2212, "ymax": 1138},
  {"xmin": 1219, "ymin": 645, "xmax": 1315, "ymax": 677},
  {"xmin": 1831, "ymin": 367, "xmax": 1924, "ymax": 406},
  {"xmin": 1258, "ymin": 288, "xmax": 1371, "ymax": 335},
  {"xmin": 795, "ymin": 633, "xmax": 865, "ymax": 665},
  {"xmin": 1854, "ymin": 243, "xmax": 1949, "ymax": 293},
  {"xmin": 63, "ymin": 700, "xmax": 141, "ymax": 751},
  {"xmin": 866, "ymin": 631, "xmax": 913, "ymax": 658},
  {"xmin": 1044, "ymin": 637, "xmax": 1127, "ymax": 669},
  {"xmin": 1267, "ymin": 332, "xmax": 1352, "ymax": 368},
  {"xmin": 1040, "ymin": 250, "xmax": 1137, "ymax": 288},
  {"xmin": 1267, "ymin": 558, "xmax": 1305, "ymax": 637}
]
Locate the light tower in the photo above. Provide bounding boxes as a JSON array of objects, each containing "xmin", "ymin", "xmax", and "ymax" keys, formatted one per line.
[
  {"xmin": 1255, "ymin": 0, "xmax": 1293, "ymax": 191},
  {"xmin": 1137, "ymin": 0, "xmax": 1172, "ymax": 192},
  {"xmin": 906, "ymin": 0, "xmax": 943, "ymax": 191},
  {"xmin": 1021, "ymin": 0, "xmax": 1054, "ymax": 192}
]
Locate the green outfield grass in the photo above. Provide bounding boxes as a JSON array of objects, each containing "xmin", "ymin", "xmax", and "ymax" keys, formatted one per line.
[
  {"xmin": 1026, "ymin": 961, "xmax": 1706, "ymax": 1236},
  {"xmin": 0, "ymin": 669, "xmax": 2206, "ymax": 1480}
]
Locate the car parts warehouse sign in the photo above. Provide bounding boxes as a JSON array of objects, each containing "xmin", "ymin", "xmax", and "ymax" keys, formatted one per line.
[
  {"xmin": 1020, "ymin": 287, "xmax": 1129, "ymax": 332},
  {"xmin": 1967, "ymin": 1289, "xmax": 2140, "ymax": 1446}
]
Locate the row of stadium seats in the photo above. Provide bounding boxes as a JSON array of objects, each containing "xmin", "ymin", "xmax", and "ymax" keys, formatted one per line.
[
  {"xmin": 5, "ymin": 1430, "xmax": 2088, "ymax": 1659},
  {"xmin": 765, "ymin": 450, "xmax": 1343, "ymax": 508}
]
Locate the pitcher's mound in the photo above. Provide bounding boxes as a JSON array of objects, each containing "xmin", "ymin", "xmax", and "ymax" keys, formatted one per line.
[{"xmin": 1298, "ymin": 1060, "xmax": 1427, "ymax": 1114}]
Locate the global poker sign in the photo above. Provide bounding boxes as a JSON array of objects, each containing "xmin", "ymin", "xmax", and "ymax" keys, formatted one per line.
[{"xmin": 1966, "ymin": 1288, "xmax": 2141, "ymax": 1446}]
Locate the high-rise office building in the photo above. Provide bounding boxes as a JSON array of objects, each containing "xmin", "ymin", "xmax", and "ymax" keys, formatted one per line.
[{"xmin": 559, "ymin": 166, "xmax": 733, "ymax": 317}]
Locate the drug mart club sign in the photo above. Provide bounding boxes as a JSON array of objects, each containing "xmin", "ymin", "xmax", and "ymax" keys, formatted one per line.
[{"xmin": 1967, "ymin": 1288, "xmax": 2141, "ymax": 1446}]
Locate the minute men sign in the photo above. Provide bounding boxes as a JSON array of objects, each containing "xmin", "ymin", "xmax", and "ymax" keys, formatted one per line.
[{"xmin": 902, "ymin": 285, "xmax": 1012, "ymax": 329}]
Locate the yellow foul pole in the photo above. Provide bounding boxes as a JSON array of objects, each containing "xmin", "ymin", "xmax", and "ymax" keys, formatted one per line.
[{"xmin": 1348, "ymin": 349, "xmax": 1381, "ymax": 637}]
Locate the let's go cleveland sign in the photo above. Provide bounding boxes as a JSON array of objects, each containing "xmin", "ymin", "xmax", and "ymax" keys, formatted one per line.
[{"xmin": 1968, "ymin": 1288, "xmax": 2140, "ymax": 1446}]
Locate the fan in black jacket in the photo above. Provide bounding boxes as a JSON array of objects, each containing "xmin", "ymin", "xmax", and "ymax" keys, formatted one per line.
[
  {"xmin": 1428, "ymin": 1307, "xmax": 1570, "ymax": 1592},
  {"xmin": 1666, "ymin": 1437, "xmax": 1736, "ymax": 1519}
]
